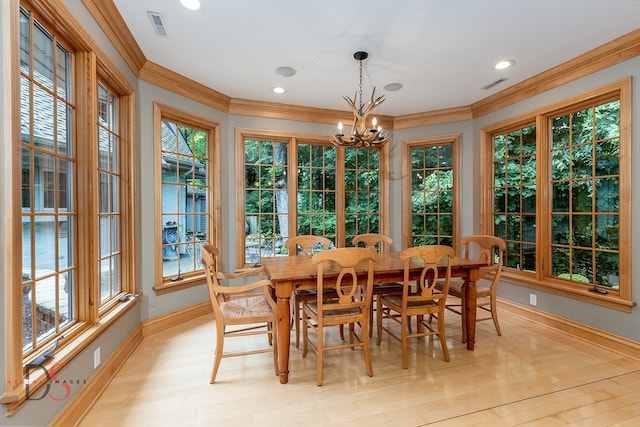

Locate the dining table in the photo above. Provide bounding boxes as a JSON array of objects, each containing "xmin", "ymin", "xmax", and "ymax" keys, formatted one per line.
[{"xmin": 260, "ymin": 250, "xmax": 487, "ymax": 384}]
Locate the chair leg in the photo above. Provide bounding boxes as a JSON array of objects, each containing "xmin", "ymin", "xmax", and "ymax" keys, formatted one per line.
[
  {"xmin": 369, "ymin": 296, "xmax": 375, "ymax": 337},
  {"xmin": 302, "ymin": 309, "xmax": 309, "ymax": 357},
  {"xmin": 362, "ymin": 321, "xmax": 373, "ymax": 377},
  {"xmin": 491, "ymin": 295, "xmax": 502, "ymax": 336},
  {"xmin": 295, "ymin": 295, "xmax": 301, "ymax": 349},
  {"xmin": 401, "ymin": 315, "xmax": 409, "ymax": 369},
  {"xmin": 376, "ymin": 298, "xmax": 383, "ymax": 345},
  {"xmin": 461, "ymin": 295, "xmax": 468, "ymax": 343},
  {"xmin": 210, "ymin": 324, "xmax": 225, "ymax": 384},
  {"xmin": 317, "ymin": 323, "xmax": 323, "ymax": 386},
  {"xmin": 437, "ymin": 310, "xmax": 450, "ymax": 362},
  {"xmin": 416, "ymin": 314, "xmax": 424, "ymax": 340}
]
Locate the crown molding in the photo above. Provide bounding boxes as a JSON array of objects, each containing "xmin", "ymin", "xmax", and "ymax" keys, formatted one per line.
[
  {"xmin": 81, "ymin": 0, "xmax": 146, "ymax": 76},
  {"xmin": 229, "ymin": 98, "xmax": 394, "ymax": 129},
  {"xmin": 471, "ymin": 27, "xmax": 640, "ymax": 118},
  {"xmin": 394, "ymin": 106, "xmax": 473, "ymax": 129},
  {"xmin": 140, "ymin": 62, "xmax": 231, "ymax": 111}
]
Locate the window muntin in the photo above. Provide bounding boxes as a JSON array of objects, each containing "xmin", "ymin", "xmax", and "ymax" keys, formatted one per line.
[
  {"xmin": 154, "ymin": 104, "xmax": 218, "ymax": 291},
  {"xmin": 244, "ymin": 139, "xmax": 290, "ymax": 263},
  {"xmin": 344, "ymin": 148, "xmax": 381, "ymax": 245},
  {"xmin": 549, "ymin": 100, "xmax": 620, "ymax": 288},
  {"xmin": 297, "ymin": 143, "xmax": 337, "ymax": 241},
  {"xmin": 409, "ymin": 142, "xmax": 455, "ymax": 246},
  {"xmin": 20, "ymin": 8, "xmax": 76, "ymax": 353},
  {"xmin": 492, "ymin": 125, "xmax": 537, "ymax": 272},
  {"xmin": 97, "ymin": 81, "xmax": 122, "ymax": 306},
  {"xmin": 239, "ymin": 133, "xmax": 387, "ymax": 266}
]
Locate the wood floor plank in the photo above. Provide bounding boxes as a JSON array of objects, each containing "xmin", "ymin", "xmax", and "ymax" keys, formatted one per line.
[{"xmin": 78, "ymin": 307, "xmax": 640, "ymax": 426}]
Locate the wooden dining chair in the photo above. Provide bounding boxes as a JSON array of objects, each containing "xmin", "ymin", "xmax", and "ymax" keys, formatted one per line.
[
  {"xmin": 376, "ymin": 245, "xmax": 454, "ymax": 369},
  {"xmin": 201, "ymin": 245, "xmax": 278, "ymax": 383},
  {"xmin": 302, "ymin": 247, "xmax": 378, "ymax": 385},
  {"xmin": 352, "ymin": 233, "xmax": 403, "ymax": 337},
  {"xmin": 284, "ymin": 235, "xmax": 334, "ymax": 349},
  {"xmin": 436, "ymin": 234, "xmax": 506, "ymax": 342}
]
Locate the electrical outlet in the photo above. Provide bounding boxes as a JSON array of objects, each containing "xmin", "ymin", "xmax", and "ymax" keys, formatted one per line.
[
  {"xmin": 94, "ymin": 347, "xmax": 101, "ymax": 369},
  {"xmin": 529, "ymin": 293, "xmax": 537, "ymax": 306}
]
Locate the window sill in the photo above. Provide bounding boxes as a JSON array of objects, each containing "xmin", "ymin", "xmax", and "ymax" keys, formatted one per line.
[
  {"xmin": 500, "ymin": 271, "xmax": 635, "ymax": 312},
  {"xmin": 1, "ymin": 296, "xmax": 140, "ymax": 415},
  {"xmin": 154, "ymin": 273, "xmax": 206, "ymax": 295}
]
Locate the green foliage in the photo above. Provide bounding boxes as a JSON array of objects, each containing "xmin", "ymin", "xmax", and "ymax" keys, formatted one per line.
[{"xmin": 497, "ymin": 100, "xmax": 621, "ymax": 285}]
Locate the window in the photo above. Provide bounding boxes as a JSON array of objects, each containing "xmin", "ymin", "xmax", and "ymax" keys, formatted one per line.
[
  {"xmin": 237, "ymin": 130, "xmax": 388, "ymax": 266},
  {"xmin": 6, "ymin": 3, "xmax": 135, "ymax": 411},
  {"xmin": 492, "ymin": 125, "xmax": 537, "ymax": 272},
  {"xmin": 481, "ymin": 80, "xmax": 632, "ymax": 310},
  {"xmin": 20, "ymin": 8, "xmax": 75, "ymax": 354},
  {"xmin": 154, "ymin": 103, "xmax": 220, "ymax": 292},
  {"xmin": 402, "ymin": 134, "xmax": 460, "ymax": 248},
  {"xmin": 97, "ymin": 81, "xmax": 122, "ymax": 308},
  {"xmin": 344, "ymin": 148, "xmax": 383, "ymax": 245}
]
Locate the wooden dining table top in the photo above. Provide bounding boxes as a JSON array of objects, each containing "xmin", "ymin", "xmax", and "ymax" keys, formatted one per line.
[{"xmin": 260, "ymin": 250, "xmax": 486, "ymax": 285}]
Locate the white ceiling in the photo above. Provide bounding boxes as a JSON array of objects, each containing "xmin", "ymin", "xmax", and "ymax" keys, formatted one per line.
[{"xmin": 113, "ymin": 0, "xmax": 640, "ymax": 116}]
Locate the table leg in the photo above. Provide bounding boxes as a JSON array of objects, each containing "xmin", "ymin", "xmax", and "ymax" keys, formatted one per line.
[
  {"xmin": 462, "ymin": 277, "xmax": 477, "ymax": 350},
  {"xmin": 276, "ymin": 294, "xmax": 291, "ymax": 384}
]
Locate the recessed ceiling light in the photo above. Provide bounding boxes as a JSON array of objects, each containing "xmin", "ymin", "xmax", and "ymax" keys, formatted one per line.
[
  {"xmin": 272, "ymin": 87, "xmax": 286, "ymax": 94},
  {"xmin": 180, "ymin": 0, "xmax": 201, "ymax": 11},
  {"xmin": 384, "ymin": 83, "xmax": 403, "ymax": 92},
  {"xmin": 276, "ymin": 66, "xmax": 296, "ymax": 77},
  {"xmin": 494, "ymin": 60, "xmax": 515, "ymax": 70}
]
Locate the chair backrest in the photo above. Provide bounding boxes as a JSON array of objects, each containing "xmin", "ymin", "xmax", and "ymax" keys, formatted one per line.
[
  {"xmin": 352, "ymin": 233, "xmax": 393, "ymax": 251},
  {"xmin": 399, "ymin": 245, "xmax": 455, "ymax": 304},
  {"xmin": 460, "ymin": 235, "xmax": 506, "ymax": 287},
  {"xmin": 311, "ymin": 247, "xmax": 378, "ymax": 317},
  {"xmin": 201, "ymin": 244, "xmax": 273, "ymax": 318},
  {"xmin": 284, "ymin": 235, "xmax": 332, "ymax": 256},
  {"xmin": 201, "ymin": 244, "xmax": 226, "ymax": 315}
]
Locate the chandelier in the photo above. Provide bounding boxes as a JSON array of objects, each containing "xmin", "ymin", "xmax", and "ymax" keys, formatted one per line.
[{"xmin": 331, "ymin": 51, "xmax": 390, "ymax": 148}]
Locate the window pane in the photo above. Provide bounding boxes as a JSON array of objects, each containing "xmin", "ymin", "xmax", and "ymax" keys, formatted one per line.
[
  {"xmin": 492, "ymin": 125, "xmax": 536, "ymax": 272},
  {"xmin": 161, "ymin": 118, "xmax": 211, "ymax": 279},
  {"xmin": 549, "ymin": 100, "xmax": 620, "ymax": 287},
  {"xmin": 344, "ymin": 147, "xmax": 381, "ymax": 243}
]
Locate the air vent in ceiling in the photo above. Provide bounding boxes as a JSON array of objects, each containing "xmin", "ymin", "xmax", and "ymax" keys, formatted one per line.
[
  {"xmin": 482, "ymin": 77, "xmax": 508, "ymax": 91},
  {"xmin": 148, "ymin": 11, "xmax": 168, "ymax": 37}
]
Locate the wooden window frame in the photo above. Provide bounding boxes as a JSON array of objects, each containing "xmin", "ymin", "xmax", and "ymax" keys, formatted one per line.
[
  {"xmin": 153, "ymin": 102, "xmax": 221, "ymax": 294},
  {"xmin": 480, "ymin": 79, "xmax": 633, "ymax": 312},
  {"xmin": 401, "ymin": 133, "xmax": 461, "ymax": 250},
  {"xmin": 235, "ymin": 128, "xmax": 390, "ymax": 268},
  {"xmin": 2, "ymin": 0, "xmax": 136, "ymax": 414}
]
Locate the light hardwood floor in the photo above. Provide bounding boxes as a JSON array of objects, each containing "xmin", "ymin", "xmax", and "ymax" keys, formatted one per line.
[{"xmin": 79, "ymin": 302, "xmax": 640, "ymax": 426}]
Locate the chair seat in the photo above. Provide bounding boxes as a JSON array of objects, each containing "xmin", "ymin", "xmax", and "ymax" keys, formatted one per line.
[
  {"xmin": 380, "ymin": 294, "xmax": 438, "ymax": 309},
  {"xmin": 220, "ymin": 296, "xmax": 273, "ymax": 318},
  {"xmin": 295, "ymin": 288, "xmax": 337, "ymax": 297},
  {"xmin": 438, "ymin": 279, "xmax": 492, "ymax": 299},
  {"xmin": 305, "ymin": 302, "xmax": 361, "ymax": 318},
  {"xmin": 373, "ymin": 282, "xmax": 403, "ymax": 292}
]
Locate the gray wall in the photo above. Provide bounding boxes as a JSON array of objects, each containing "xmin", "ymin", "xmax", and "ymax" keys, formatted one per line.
[{"xmin": 0, "ymin": 0, "xmax": 638, "ymax": 425}]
